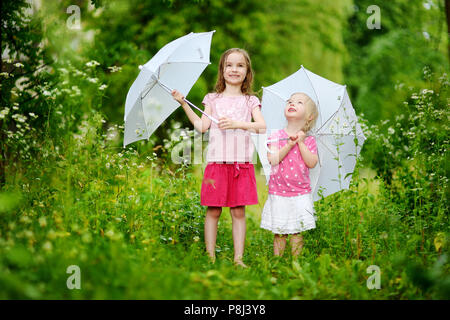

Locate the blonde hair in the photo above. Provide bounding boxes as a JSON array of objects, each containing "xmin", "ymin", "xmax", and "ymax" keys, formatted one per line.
[
  {"xmin": 291, "ymin": 92, "xmax": 318, "ymax": 132},
  {"xmin": 214, "ymin": 48, "xmax": 254, "ymax": 95}
]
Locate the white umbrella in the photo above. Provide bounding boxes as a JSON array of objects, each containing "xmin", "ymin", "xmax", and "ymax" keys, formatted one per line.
[
  {"xmin": 123, "ymin": 30, "xmax": 218, "ymax": 147},
  {"xmin": 252, "ymin": 65, "xmax": 366, "ymax": 201}
]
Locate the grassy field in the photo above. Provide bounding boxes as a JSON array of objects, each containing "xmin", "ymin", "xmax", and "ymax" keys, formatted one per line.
[
  {"xmin": 0, "ymin": 138, "xmax": 448, "ymax": 299},
  {"xmin": 1, "ymin": 73, "xmax": 448, "ymax": 299}
]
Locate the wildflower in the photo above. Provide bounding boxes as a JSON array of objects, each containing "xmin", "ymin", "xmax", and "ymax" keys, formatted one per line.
[
  {"xmin": 71, "ymin": 86, "xmax": 81, "ymax": 95},
  {"xmin": 105, "ymin": 163, "xmax": 111, "ymax": 169},
  {"xmin": 108, "ymin": 66, "xmax": 122, "ymax": 73},
  {"xmin": 43, "ymin": 241, "xmax": 53, "ymax": 252},
  {"xmin": 0, "ymin": 108, "xmax": 10, "ymax": 119},
  {"xmin": 86, "ymin": 60, "xmax": 100, "ymax": 67},
  {"xmin": 14, "ymin": 62, "xmax": 24, "ymax": 68},
  {"xmin": 88, "ymin": 77, "xmax": 98, "ymax": 83},
  {"xmin": 38, "ymin": 216, "xmax": 47, "ymax": 227},
  {"xmin": 193, "ymin": 236, "xmax": 200, "ymax": 242},
  {"xmin": 99, "ymin": 84, "xmax": 108, "ymax": 90},
  {"xmin": 105, "ymin": 229, "xmax": 115, "ymax": 238}
]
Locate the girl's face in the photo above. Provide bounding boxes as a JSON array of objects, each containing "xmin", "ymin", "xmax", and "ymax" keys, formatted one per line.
[
  {"xmin": 223, "ymin": 52, "xmax": 247, "ymax": 86},
  {"xmin": 284, "ymin": 93, "xmax": 308, "ymax": 120}
]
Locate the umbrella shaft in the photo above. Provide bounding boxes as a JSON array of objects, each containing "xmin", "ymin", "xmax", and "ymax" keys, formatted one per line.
[{"xmin": 155, "ymin": 77, "xmax": 219, "ymax": 124}]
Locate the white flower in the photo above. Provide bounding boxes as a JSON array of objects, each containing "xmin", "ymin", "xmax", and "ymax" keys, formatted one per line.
[
  {"xmin": 108, "ymin": 66, "xmax": 122, "ymax": 73},
  {"xmin": 88, "ymin": 77, "xmax": 98, "ymax": 83},
  {"xmin": 14, "ymin": 62, "xmax": 24, "ymax": 68},
  {"xmin": 86, "ymin": 60, "xmax": 100, "ymax": 67},
  {"xmin": 99, "ymin": 84, "xmax": 108, "ymax": 90}
]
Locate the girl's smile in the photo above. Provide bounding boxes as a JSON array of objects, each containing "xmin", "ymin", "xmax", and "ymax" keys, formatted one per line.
[{"xmin": 223, "ymin": 52, "xmax": 247, "ymax": 86}]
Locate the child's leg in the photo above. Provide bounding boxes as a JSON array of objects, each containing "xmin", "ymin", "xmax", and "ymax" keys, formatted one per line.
[
  {"xmin": 290, "ymin": 233, "xmax": 304, "ymax": 257},
  {"xmin": 273, "ymin": 234, "xmax": 288, "ymax": 256},
  {"xmin": 230, "ymin": 206, "xmax": 246, "ymax": 265},
  {"xmin": 205, "ymin": 206, "xmax": 222, "ymax": 261}
]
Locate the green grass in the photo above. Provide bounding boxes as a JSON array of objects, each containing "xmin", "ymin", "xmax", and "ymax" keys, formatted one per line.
[
  {"xmin": 1, "ymin": 78, "xmax": 449, "ymax": 299},
  {"xmin": 0, "ymin": 143, "xmax": 448, "ymax": 299}
]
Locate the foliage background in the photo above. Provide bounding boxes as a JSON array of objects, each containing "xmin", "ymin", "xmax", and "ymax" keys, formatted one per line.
[{"xmin": 0, "ymin": 0, "xmax": 449, "ymax": 299}]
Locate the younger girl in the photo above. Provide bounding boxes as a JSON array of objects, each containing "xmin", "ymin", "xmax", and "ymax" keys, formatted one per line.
[
  {"xmin": 260, "ymin": 92, "xmax": 319, "ymax": 258},
  {"xmin": 172, "ymin": 48, "xmax": 266, "ymax": 267}
]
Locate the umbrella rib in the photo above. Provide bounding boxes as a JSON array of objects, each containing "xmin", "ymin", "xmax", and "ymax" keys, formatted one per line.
[
  {"xmin": 141, "ymin": 81, "xmax": 158, "ymax": 100},
  {"xmin": 314, "ymin": 134, "xmax": 339, "ymax": 160},
  {"xmin": 263, "ymin": 86, "xmax": 287, "ymax": 103},
  {"xmin": 314, "ymin": 102, "xmax": 343, "ymax": 134},
  {"xmin": 302, "ymin": 66, "xmax": 323, "ymax": 126},
  {"xmin": 160, "ymin": 61, "xmax": 211, "ymax": 65},
  {"xmin": 157, "ymin": 31, "xmax": 214, "ymax": 67},
  {"xmin": 315, "ymin": 133, "xmax": 366, "ymax": 138}
]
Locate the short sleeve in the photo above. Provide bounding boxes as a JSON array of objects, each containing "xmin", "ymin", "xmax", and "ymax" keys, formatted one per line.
[
  {"xmin": 267, "ymin": 130, "xmax": 282, "ymax": 148},
  {"xmin": 248, "ymin": 95, "xmax": 261, "ymax": 113},
  {"xmin": 202, "ymin": 93, "xmax": 214, "ymax": 107},
  {"xmin": 304, "ymin": 136, "xmax": 317, "ymax": 154}
]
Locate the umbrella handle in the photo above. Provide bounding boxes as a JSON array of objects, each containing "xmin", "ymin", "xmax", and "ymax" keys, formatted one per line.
[{"xmin": 182, "ymin": 98, "xmax": 219, "ymax": 124}]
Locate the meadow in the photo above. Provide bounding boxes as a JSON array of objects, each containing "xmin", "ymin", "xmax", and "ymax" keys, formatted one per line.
[
  {"xmin": 1, "ymin": 72, "xmax": 448, "ymax": 299},
  {"xmin": 1, "ymin": 0, "xmax": 448, "ymax": 300}
]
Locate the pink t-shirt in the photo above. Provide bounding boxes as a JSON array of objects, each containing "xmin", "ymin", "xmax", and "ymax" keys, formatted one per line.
[
  {"xmin": 202, "ymin": 93, "xmax": 261, "ymax": 163},
  {"xmin": 268, "ymin": 129, "xmax": 317, "ymax": 197}
]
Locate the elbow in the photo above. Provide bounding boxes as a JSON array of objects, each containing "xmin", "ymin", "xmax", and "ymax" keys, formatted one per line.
[
  {"xmin": 267, "ymin": 156, "xmax": 278, "ymax": 166},
  {"xmin": 307, "ymin": 156, "xmax": 318, "ymax": 168},
  {"xmin": 259, "ymin": 122, "xmax": 267, "ymax": 134},
  {"xmin": 199, "ymin": 123, "xmax": 210, "ymax": 133}
]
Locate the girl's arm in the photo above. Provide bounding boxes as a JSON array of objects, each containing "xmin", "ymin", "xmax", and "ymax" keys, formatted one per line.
[
  {"xmin": 297, "ymin": 131, "xmax": 318, "ymax": 168},
  {"xmin": 172, "ymin": 90, "xmax": 211, "ymax": 133},
  {"xmin": 218, "ymin": 107, "xmax": 266, "ymax": 133},
  {"xmin": 267, "ymin": 137, "xmax": 297, "ymax": 166}
]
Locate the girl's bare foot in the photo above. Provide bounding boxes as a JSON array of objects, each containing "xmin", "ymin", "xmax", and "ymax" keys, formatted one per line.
[
  {"xmin": 234, "ymin": 259, "xmax": 248, "ymax": 268},
  {"xmin": 208, "ymin": 254, "xmax": 216, "ymax": 264}
]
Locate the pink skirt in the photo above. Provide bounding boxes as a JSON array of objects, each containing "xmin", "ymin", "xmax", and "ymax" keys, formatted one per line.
[{"xmin": 200, "ymin": 162, "xmax": 258, "ymax": 208}]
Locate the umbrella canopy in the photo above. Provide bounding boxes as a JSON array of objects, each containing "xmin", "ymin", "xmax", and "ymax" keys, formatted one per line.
[
  {"xmin": 124, "ymin": 31, "xmax": 216, "ymax": 147},
  {"xmin": 252, "ymin": 65, "xmax": 366, "ymax": 201}
]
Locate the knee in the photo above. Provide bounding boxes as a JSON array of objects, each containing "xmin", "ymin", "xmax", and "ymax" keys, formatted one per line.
[
  {"xmin": 230, "ymin": 207, "xmax": 245, "ymax": 219},
  {"xmin": 207, "ymin": 207, "xmax": 222, "ymax": 219}
]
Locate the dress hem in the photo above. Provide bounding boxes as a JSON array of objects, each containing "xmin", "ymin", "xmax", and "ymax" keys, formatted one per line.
[{"xmin": 260, "ymin": 224, "xmax": 316, "ymax": 234}]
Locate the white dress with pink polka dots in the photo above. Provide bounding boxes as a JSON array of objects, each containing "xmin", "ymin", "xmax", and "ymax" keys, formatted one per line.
[{"xmin": 260, "ymin": 129, "xmax": 317, "ymax": 234}]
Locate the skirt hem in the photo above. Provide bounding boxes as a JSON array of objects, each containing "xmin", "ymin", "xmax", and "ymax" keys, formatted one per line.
[{"xmin": 260, "ymin": 224, "xmax": 316, "ymax": 235}]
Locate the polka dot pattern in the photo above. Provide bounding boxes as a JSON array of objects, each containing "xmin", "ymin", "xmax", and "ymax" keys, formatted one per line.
[{"xmin": 268, "ymin": 129, "xmax": 317, "ymax": 197}]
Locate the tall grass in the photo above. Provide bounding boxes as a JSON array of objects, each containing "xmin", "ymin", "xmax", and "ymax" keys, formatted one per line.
[{"xmin": 0, "ymin": 69, "xmax": 448, "ymax": 300}]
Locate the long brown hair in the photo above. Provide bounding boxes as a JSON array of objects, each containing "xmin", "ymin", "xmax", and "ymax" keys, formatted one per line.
[{"xmin": 214, "ymin": 48, "xmax": 254, "ymax": 95}]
